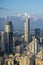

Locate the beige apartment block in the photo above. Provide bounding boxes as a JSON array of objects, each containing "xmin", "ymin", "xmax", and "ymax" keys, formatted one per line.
[
  {"xmin": 36, "ymin": 48, "xmax": 43, "ymax": 59},
  {"xmin": 35, "ymin": 57, "xmax": 43, "ymax": 65},
  {"xmin": 4, "ymin": 54, "xmax": 14, "ymax": 65},
  {"xmin": 4, "ymin": 58, "xmax": 14, "ymax": 65},
  {"xmin": 35, "ymin": 48, "xmax": 43, "ymax": 65},
  {"xmin": 15, "ymin": 55, "xmax": 29, "ymax": 65},
  {"xmin": 15, "ymin": 53, "xmax": 35, "ymax": 65}
]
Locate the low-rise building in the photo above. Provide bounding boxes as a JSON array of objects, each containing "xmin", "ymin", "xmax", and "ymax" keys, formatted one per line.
[
  {"xmin": 15, "ymin": 52, "xmax": 35, "ymax": 65},
  {"xmin": 35, "ymin": 57, "xmax": 43, "ymax": 65},
  {"xmin": 4, "ymin": 54, "xmax": 14, "ymax": 65},
  {"xmin": 35, "ymin": 48, "xmax": 43, "ymax": 65}
]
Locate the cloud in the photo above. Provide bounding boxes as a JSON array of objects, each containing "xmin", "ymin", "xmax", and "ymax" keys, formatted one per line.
[
  {"xmin": 33, "ymin": 16, "xmax": 38, "ymax": 21},
  {"xmin": 4, "ymin": 16, "xmax": 7, "ymax": 19},
  {"xmin": 0, "ymin": 12, "xmax": 43, "ymax": 22},
  {"xmin": 24, "ymin": 12, "xmax": 30, "ymax": 18},
  {"xmin": 31, "ymin": 15, "xmax": 38, "ymax": 21},
  {"xmin": 15, "ymin": 13, "xmax": 39, "ymax": 21},
  {"xmin": 0, "ymin": 7, "xmax": 5, "ymax": 10},
  {"xmin": 16, "ymin": 13, "xmax": 21, "ymax": 17},
  {"xmin": 0, "ymin": 6, "xmax": 8, "ymax": 11}
]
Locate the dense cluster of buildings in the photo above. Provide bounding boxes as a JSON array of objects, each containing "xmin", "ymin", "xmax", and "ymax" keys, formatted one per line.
[{"xmin": 0, "ymin": 17, "xmax": 43, "ymax": 65}]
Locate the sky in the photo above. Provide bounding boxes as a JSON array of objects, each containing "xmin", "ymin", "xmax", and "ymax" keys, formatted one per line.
[{"xmin": 0, "ymin": 0, "xmax": 43, "ymax": 16}]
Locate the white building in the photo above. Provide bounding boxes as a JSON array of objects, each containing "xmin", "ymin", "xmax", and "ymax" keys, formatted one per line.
[
  {"xmin": 24, "ymin": 17, "xmax": 30, "ymax": 44},
  {"xmin": 29, "ymin": 37, "xmax": 40, "ymax": 55}
]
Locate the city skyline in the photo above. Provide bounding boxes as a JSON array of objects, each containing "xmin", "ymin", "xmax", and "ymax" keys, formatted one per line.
[{"xmin": 0, "ymin": 1, "xmax": 43, "ymax": 65}]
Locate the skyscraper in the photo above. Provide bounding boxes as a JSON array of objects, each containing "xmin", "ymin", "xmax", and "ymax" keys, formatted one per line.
[
  {"xmin": 1, "ymin": 31, "xmax": 5, "ymax": 52},
  {"xmin": 35, "ymin": 28, "xmax": 40, "ymax": 41},
  {"xmin": 24, "ymin": 17, "xmax": 30, "ymax": 44},
  {"xmin": 4, "ymin": 21, "xmax": 13, "ymax": 53}
]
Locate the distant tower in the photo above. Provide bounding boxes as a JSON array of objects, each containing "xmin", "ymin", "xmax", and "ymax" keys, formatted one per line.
[
  {"xmin": 24, "ymin": 17, "xmax": 30, "ymax": 44},
  {"xmin": 4, "ymin": 21, "xmax": 13, "ymax": 53},
  {"xmin": 35, "ymin": 28, "xmax": 40, "ymax": 41},
  {"xmin": 1, "ymin": 31, "xmax": 5, "ymax": 52}
]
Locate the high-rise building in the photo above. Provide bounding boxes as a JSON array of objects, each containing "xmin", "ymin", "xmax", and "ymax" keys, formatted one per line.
[
  {"xmin": 24, "ymin": 17, "xmax": 30, "ymax": 44},
  {"xmin": 1, "ymin": 31, "xmax": 5, "ymax": 52},
  {"xmin": 0, "ymin": 31, "xmax": 1, "ymax": 50},
  {"xmin": 29, "ymin": 37, "xmax": 39, "ymax": 55},
  {"xmin": 4, "ymin": 21, "xmax": 13, "ymax": 53},
  {"xmin": 35, "ymin": 28, "xmax": 40, "ymax": 40}
]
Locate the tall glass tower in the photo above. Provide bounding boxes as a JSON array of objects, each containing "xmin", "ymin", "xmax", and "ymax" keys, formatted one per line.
[{"xmin": 4, "ymin": 22, "xmax": 13, "ymax": 53}]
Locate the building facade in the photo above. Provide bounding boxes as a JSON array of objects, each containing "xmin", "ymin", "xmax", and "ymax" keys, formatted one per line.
[
  {"xmin": 29, "ymin": 37, "xmax": 39, "ymax": 55},
  {"xmin": 1, "ymin": 31, "xmax": 5, "ymax": 52},
  {"xmin": 4, "ymin": 22, "xmax": 13, "ymax": 53},
  {"xmin": 24, "ymin": 17, "xmax": 30, "ymax": 44}
]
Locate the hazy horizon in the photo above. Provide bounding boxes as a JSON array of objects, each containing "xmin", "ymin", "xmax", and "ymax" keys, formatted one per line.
[
  {"xmin": 0, "ymin": 0, "xmax": 43, "ymax": 16},
  {"xmin": 0, "ymin": 0, "xmax": 43, "ymax": 32}
]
